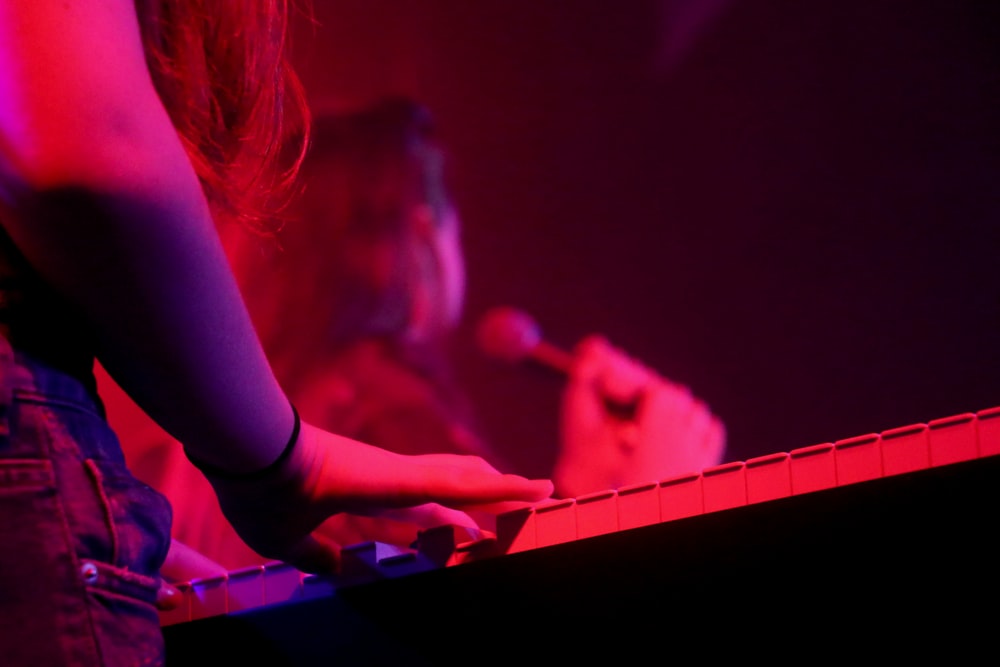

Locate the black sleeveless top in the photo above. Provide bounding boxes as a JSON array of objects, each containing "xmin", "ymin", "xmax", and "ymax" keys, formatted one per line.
[{"xmin": 0, "ymin": 223, "xmax": 97, "ymax": 390}]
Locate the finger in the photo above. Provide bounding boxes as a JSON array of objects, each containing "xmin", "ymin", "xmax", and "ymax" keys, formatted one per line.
[
  {"xmin": 413, "ymin": 465, "xmax": 554, "ymax": 508},
  {"xmin": 160, "ymin": 538, "xmax": 229, "ymax": 583},
  {"xmin": 414, "ymin": 522, "xmax": 495, "ymax": 550},
  {"xmin": 615, "ymin": 421, "xmax": 641, "ymax": 451},
  {"xmin": 373, "ymin": 503, "xmax": 484, "ymax": 536},
  {"xmin": 322, "ymin": 446, "xmax": 553, "ymax": 516},
  {"xmin": 651, "ymin": 380, "xmax": 695, "ymax": 418},
  {"xmin": 569, "ymin": 334, "xmax": 611, "ymax": 384},
  {"xmin": 574, "ymin": 334, "xmax": 610, "ymax": 357},
  {"xmin": 399, "ymin": 453, "xmax": 553, "ymax": 499},
  {"xmin": 588, "ymin": 344, "xmax": 658, "ymax": 406},
  {"xmin": 417, "ymin": 453, "xmax": 504, "ymax": 475},
  {"xmin": 277, "ymin": 533, "xmax": 342, "ymax": 576},
  {"xmin": 456, "ymin": 497, "xmax": 552, "ymax": 515},
  {"xmin": 705, "ymin": 417, "xmax": 727, "ymax": 463},
  {"xmin": 682, "ymin": 398, "xmax": 714, "ymax": 437},
  {"xmin": 155, "ymin": 581, "xmax": 182, "ymax": 611},
  {"xmin": 450, "ymin": 474, "xmax": 554, "ymax": 506}
]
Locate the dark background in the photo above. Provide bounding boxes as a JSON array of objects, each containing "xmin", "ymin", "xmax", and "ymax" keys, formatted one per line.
[{"xmin": 289, "ymin": 0, "xmax": 1000, "ymax": 479}]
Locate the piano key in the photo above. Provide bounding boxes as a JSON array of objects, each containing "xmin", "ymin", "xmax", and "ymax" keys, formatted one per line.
[
  {"xmin": 616, "ymin": 481, "xmax": 661, "ymax": 530},
  {"xmin": 262, "ymin": 561, "xmax": 304, "ymax": 606},
  {"xmin": 976, "ymin": 406, "xmax": 1000, "ymax": 457},
  {"xmin": 658, "ymin": 471, "xmax": 704, "ymax": 521},
  {"xmin": 300, "ymin": 572, "xmax": 336, "ymax": 601},
  {"xmin": 495, "ymin": 506, "xmax": 536, "ymax": 554},
  {"xmin": 789, "ymin": 442, "xmax": 837, "ymax": 495},
  {"xmin": 454, "ymin": 534, "xmax": 501, "ymax": 564},
  {"xmin": 339, "ymin": 540, "xmax": 415, "ymax": 584},
  {"xmin": 880, "ymin": 422, "xmax": 930, "ymax": 476},
  {"xmin": 416, "ymin": 524, "xmax": 489, "ymax": 568},
  {"xmin": 227, "ymin": 564, "xmax": 265, "ymax": 613},
  {"xmin": 374, "ymin": 549, "xmax": 427, "ymax": 578},
  {"xmin": 533, "ymin": 497, "xmax": 577, "ymax": 548},
  {"xmin": 745, "ymin": 451, "xmax": 791, "ymax": 504},
  {"xmin": 834, "ymin": 433, "xmax": 882, "ymax": 485},
  {"xmin": 928, "ymin": 412, "xmax": 978, "ymax": 466},
  {"xmin": 190, "ymin": 574, "xmax": 228, "ymax": 621},
  {"xmin": 702, "ymin": 461, "xmax": 747, "ymax": 513},
  {"xmin": 574, "ymin": 489, "xmax": 619, "ymax": 539}
]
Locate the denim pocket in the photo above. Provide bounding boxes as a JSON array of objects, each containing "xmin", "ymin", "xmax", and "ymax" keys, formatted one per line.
[
  {"xmin": 8, "ymin": 386, "xmax": 172, "ymax": 577},
  {"xmin": 79, "ymin": 559, "xmax": 166, "ymax": 667},
  {"xmin": 83, "ymin": 456, "xmax": 173, "ymax": 577},
  {"xmin": 0, "ymin": 341, "xmax": 171, "ymax": 665},
  {"xmin": 0, "ymin": 455, "xmax": 52, "ymax": 488},
  {"xmin": 0, "ymin": 457, "xmax": 167, "ymax": 667},
  {"xmin": 0, "ymin": 457, "xmax": 102, "ymax": 665}
]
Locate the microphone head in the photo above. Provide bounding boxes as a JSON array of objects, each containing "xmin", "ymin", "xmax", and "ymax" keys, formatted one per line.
[{"xmin": 475, "ymin": 306, "xmax": 542, "ymax": 364}]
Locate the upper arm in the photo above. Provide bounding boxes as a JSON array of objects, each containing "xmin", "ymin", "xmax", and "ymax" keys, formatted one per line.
[
  {"xmin": 0, "ymin": 0, "xmax": 173, "ymax": 188},
  {"xmin": 0, "ymin": 1, "xmax": 294, "ymax": 475}
]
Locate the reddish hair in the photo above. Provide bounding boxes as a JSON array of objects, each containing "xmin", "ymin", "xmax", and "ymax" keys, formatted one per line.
[{"xmin": 134, "ymin": 0, "xmax": 311, "ymax": 232}]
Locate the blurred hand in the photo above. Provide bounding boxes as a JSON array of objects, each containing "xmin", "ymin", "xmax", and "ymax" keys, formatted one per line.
[
  {"xmin": 206, "ymin": 422, "xmax": 553, "ymax": 575},
  {"xmin": 554, "ymin": 335, "xmax": 725, "ymax": 498}
]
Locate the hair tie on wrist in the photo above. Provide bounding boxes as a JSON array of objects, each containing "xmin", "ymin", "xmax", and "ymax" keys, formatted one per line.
[{"xmin": 187, "ymin": 404, "xmax": 301, "ymax": 480}]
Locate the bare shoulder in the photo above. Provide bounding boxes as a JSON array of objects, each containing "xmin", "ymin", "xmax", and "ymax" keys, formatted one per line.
[{"xmin": 0, "ymin": 0, "xmax": 161, "ymax": 183}]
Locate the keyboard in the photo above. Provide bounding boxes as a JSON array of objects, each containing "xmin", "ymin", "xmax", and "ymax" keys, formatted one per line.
[{"xmin": 161, "ymin": 406, "xmax": 1000, "ymax": 664}]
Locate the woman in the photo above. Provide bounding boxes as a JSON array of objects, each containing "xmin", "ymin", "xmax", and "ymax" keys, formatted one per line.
[{"xmin": 0, "ymin": 3, "xmax": 551, "ymax": 665}]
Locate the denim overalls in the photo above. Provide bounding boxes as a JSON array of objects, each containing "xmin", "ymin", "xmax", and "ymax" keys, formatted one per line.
[{"xmin": 0, "ymin": 227, "xmax": 172, "ymax": 666}]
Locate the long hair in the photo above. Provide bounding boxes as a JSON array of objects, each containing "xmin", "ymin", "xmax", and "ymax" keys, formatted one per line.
[
  {"xmin": 134, "ymin": 0, "xmax": 311, "ymax": 232},
  {"xmin": 241, "ymin": 97, "xmax": 459, "ymax": 392}
]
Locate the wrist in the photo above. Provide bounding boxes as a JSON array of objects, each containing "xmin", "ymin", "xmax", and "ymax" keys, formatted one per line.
[{"xmin": 185, "ymin": 403, "xmax": 301, "ymax": 480}]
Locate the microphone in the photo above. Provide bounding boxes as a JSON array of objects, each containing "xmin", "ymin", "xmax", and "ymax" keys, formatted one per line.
[
  {"xmin": 475, "ymin": 306, "xmax": 641, "ymax": 419},
  {"xmin": 475, "ymin": 306, "xmax": 573, "ymax": 376}
]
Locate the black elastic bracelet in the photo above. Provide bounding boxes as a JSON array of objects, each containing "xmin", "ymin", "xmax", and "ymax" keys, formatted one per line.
[{"xmin": 187, "ymin": 404, "xmax": 301, "ymax": 481}]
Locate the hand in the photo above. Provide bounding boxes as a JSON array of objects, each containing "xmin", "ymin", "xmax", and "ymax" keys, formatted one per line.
[
  {"xmin": 159, "ymin": 538, "xmax": 230, "ymax": 583},
  {"xmin": 155, "ymin": 538, "xmax": 231, "ymax": 611},
  {"xmin": 313, "ymin": 503, "xmax": 492, "ymax": 551},
  {"xmin": 206, "ymin": 422, "xmax": 553, "ymax": 575},
  {"xmin": 553, "ymin": 335, "xmax": 726, "ymax": 498},
  {"xmin": 156, "ymin": 581, "xmax": 182, "ymax": 612}
]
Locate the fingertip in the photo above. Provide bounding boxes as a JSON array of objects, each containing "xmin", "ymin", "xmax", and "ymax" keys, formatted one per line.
[
  {"xmin": 535, "ymin": 478, "xmax": 555, "ymax": 499},
  {"xmin": 155, "ymin": 582, "xmax": 182, "ymax": 611},
  {"xmin": 284, "ymin": 535, "xmax": 342, "ymax": 576},
  {"xmin": 582, "ymin": 333, "xmax": 609, "ymax": 347},
  {"xmin": 712, "ymin": 418, "xmax": 728, "ymax": 447},
  {"xmin": 509, "ymin": 476, "xmax": 554, "ymax": 501},
  {"xmin": 573, "ymin": 334, "xmax": 610, "ymax": 359}
]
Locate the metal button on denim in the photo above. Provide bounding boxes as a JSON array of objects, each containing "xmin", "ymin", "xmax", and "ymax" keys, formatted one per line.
[{"xmin": 80, "ymin": 560, "xmax": 99, "ymax": 585}]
